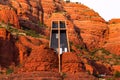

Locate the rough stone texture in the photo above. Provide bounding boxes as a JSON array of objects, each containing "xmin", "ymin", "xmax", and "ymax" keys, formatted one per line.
[
  {"xmin": 91, "ymin": 61, "xmax": 112, "ymax": 75},
  {"xmin": 84, "ymin": 64, "xmax": 94, "ymax": 74},
  {"xmin": 0, "ymin": 0, "xmax": 109, "ymax": 51},
  {"xmin": 104, "ymin": 21, "xmax": 120, "ymax": 55},
  {"xmin": 109, "ymin": 18, "xmax": 120, "ymax": 24},
  {"xmin": 0, "ymin": 71, "xmax": 98, "ymax": 80},
  {"xmin": 43, "ymin": 2, "xmax": 108, "ymax": 51},
  {"xmin": 61, "ymin": 52, "xmax": 85, "ymax": 73},
  {"xmin": 73, "ymin": 20, "xmax": 108, "ymax": 51},
  {"xmin": 113, "ymin": 65, "xmax": 120, "ymax": 72},
  {"xmin": 0, "ymin": 71, "xmax": 62, "ymax": 80},
  {"xmin": 0, "ymin": 0, "xmax": 120, "ymax": 79},
  {"xmin": 9, "ymin": 0, "xmax": 45, "ymax": 33},
  {"xmin": 63, "ymin": 3, "xmax": 105, "ymax": 22},
  {"xmin": 0, "ymin": 5, "xmax": 20, "ymax": 28},
  {"xmin": 0, "ymin": 28, "xmax": 19, "ymax": 67},
  {"xmin": 17, "ymin": 45, "xmax": 58, "ymax": 72}
]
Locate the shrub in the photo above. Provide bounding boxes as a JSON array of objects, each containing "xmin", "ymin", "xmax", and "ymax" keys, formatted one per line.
[
  {"xmin": 75, "ymin": 45, "xmax": 87, "ymax": 51},
  {"xmin": 100, "ymin": 48, "xmax": 110, "ymax": 55},
  {"xmin": 25, "ymin": 30, "xmax": 41, "ymax": 38},
  {"xmin": 61, "ymin": 72, "xmax": 67, "ymax": 79},
  {"xmin": 107, "ymin": 78, "xmax": 113, "ymax": 80},
  {"xmin": 38, "ymin": 21, "xmax": 48, "ymax": 28},
  {"xmin": 114, "ymin": 71, "xmax": 120, "ymax": 78},
  {"xmin": 6, "ymin": 68, "xmax": 14, "ymax": 75}
]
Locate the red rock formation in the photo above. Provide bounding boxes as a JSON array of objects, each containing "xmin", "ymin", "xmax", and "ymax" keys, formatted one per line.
[
  {"xmin": 9, "ymin": 0, "xmax": 46, "ymax": 33},
  {"xmin": 109, "ymin": 18, "xmax": 120, "ymax": 24},
  {"xmin": 0, "ymin": 5, "xmax": 20, "ymax": 28},
  {"xmin": 17, "ymin": 45, "xmax": 58, "ymax": 72},
  {"xmin": 43, "ymin": 2, "xmax": 108, "ymax": 51},
  {"xmin": 0, "ymin": 28, "xmax": 19, "ymax": 67},
  {"xmin": 0, "ymin": 1, "xmax": 120, "ymax": 78},
  {"xmin": 113, "ymin": 65, "xmax": 120, "ymax": 72},
  {"xmin": 85, "ymin": 64, "xmax": 94, "ymax": 74},
  {"xmin": 62, "ymin": 52, "xmax": 85, "ymax": 73},
  {"xmin": 104, "ymin": 20, "xmax": 120, "ymax": 55},
  {"xmin": 73, "ymin": 20, "xmax": 108, "ymax": 51},
  {"xmin": 63, "ymin": 3, "xmax": 105, "ymax": 22}
]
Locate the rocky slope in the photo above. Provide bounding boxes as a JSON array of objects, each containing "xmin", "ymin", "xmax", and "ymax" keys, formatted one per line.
[
  {"xmin": 0, "ymin": 0, "xmax": 120, "ymax": 79},
  {"xmin": 104, "ymin": 19, "xmax": 120, "ymax": 55}
]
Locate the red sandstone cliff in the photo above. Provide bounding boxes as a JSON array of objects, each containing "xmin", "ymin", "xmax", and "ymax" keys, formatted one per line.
[
  {"xmin": 104, "ymin": 19, "xmax": 120, "ymax": 55},
  {"xmin": 0, "ymin": 4, "xmax": 20, "ymax": 28},
  {"xmin": 0, "ymin": 0, "xmax": 120, "ymax": 79}
]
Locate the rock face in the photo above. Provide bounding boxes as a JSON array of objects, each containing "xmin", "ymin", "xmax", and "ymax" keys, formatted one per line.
[
  {"xmin": 10, "ymin": 0, "xmax": 45, "ymax": 33},
  {"xmin": 0, "ymin": 28, "xmax": 19, "ymax": 67},
  {"xmin": 0, "ymin": 5, "xmax": 20, "ymax": 28},
  {"xmin": 104, "ymin": 19, "xmax": 120, "ymax": 55},
  {"xmin": 42, "ymin": 2, "xmax": 108, "ymax": 51},
  {"xmin": 73, "ymin": 20, "xmax": 108, "ymax": 51},
  {"xmin": 62, "ymin": 52, "xmax": 85, "ymax": 73},
  {"xmin": 62, "ymin": 3, "xmax": 108, "ymax": 51},
  {"xmin": 63, "ymin": 3, "xmax": 105, "ymax": 22},
  {"xmin": 0, "ymin": 0, "xmax": 110, "ymax": 51},
  {"xmin": 18, "ymin": 45, "xmax": 58, "ymax": 72},
  {"xmin": 0, "ymin": 0, "xmax": 120, "ymax": 79}
]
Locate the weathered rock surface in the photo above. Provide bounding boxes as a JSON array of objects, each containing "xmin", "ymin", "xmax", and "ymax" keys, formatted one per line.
[
  {"xmin": 0, "ymin": 5, "xmax": 20, "ymax": 28},
  {"xmin": 73, "ymin": 20, "xmax": 108, "ymax": 51},
  {"xmin": 63, "ymin": 3, "xmax": 105, "ymax": 22},
  {"xmin": 0, "ymin": 0, "xmax": 120, "ymax": 79},
  {"xmin": 17, "ymin": 45, "xmax": 58, "ymax": 72},
  {"xmin": 0, "ymin": 28, "xmax": 19, "ymax": 67},
  {"xmin": 104, "ymin": 20, "xmax": 120, "ymax": 55},
  {"xmin": 61, "ymin": 52, "xmax": 85, "ymax": 73},
  {"xmin": 9, "ymin": 0, "xmax": 46, "ymax": 33}
]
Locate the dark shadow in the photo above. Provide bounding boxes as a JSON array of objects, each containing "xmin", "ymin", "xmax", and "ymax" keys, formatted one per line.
[
  {"xmin": 88, "ymin": 60, "xmax": 112, "ymax": 75},
  {"xmin": 18, "ymin": 0, "xmax": 45, "ymax": 34},
  {"xmin": 39, "ymin": 0, "xmax": 44, "ymax": 24},
  {"xmin": 0, "ymin": 36, "xmax": 19, "ymax": 68},
  {"xmin": 20, "ymin": 19, "xmax": 45, "ymax": 35},
  {"xmin": 0, "ymin": 0, "xmax": 9, "ymax": 5}
]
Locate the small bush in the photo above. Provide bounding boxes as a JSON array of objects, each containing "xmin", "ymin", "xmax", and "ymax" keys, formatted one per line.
[
  {"xmin": 70, "ymin": 48, "xmax": 75, "ymax": 52},
  {"xmin": 114, "ymin": 71, "xmax": 120, "ymax": 78},
  {"xmin": 25, "ymin": 30, "xmax": 41, "ymax": 38},
  {"xmin": 107, "ymin": 78, "xmax": 114, "ymax": 80},
  {"xmin": 61, "ymin": 72, "xmax": 67, "ymax": 79},
  {"xmin": 100, "ymin": 48, "xmax": 110, "ymax": 55},
  {"xmin": 38, "ymin": 21, "xmax": 48, "ymax": 28},
  {"xmin": 6, "ymin": 68, "xmax": 14, "ymax": 75},
  {"xmin": 75, "ymin": 45, "xmax": 87, "ymax": 51}
]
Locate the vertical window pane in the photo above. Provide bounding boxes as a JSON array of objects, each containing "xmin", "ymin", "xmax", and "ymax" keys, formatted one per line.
[
  {"xmin": 52, "ymin": 21, "xmax": 58, "ymax": 28},
  {"xmin": 60, "ymin": 21, "xmax": 66, "ymax": 28}
]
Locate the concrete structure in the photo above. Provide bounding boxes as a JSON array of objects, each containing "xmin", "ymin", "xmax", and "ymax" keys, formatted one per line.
[
  {"xmin": 50, "ymin": 21, "xmax": 70, "ymax": 54},
  {"xmin": 50, "ymin": 20, "xmax": 70, "ymax": 72}
]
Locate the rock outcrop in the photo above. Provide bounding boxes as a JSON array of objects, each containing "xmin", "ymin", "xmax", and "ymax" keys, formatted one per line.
[
  {"xmin": 18, "ymin": 45, "xmax": 58, "ymax": 72},
  {"xmin": 104, "ymin": 19, "xmax": 120, "ymax": 55},
  {"xmin": 62, "ymin": 52, "xmax": 85, "ymax": 73},
  {"xmin": 0, "ymin": 5, "xmax": 20, "ymax": 28},
  {"xmin": 0, "ymin": 28, "xmax": 19, "ymax": 67},
  {"xmin": 74, "ymin": 20, "xmax": 108, "ymax": 51},
  {"xmin": 10, "ymin": 0, "xmax": 45, "ymax": 33},
  {"xmin": 0, "ymin": 0, "xmax": 120, "ymax": 79}
]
